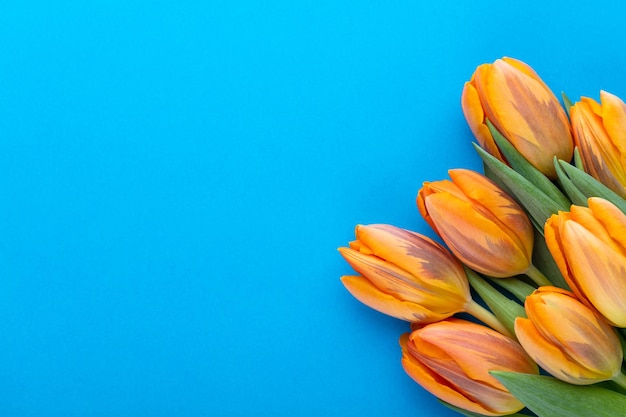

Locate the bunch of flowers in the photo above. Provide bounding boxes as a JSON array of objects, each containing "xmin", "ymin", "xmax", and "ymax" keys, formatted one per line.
[{"xmin": 338, "ymin": 57, "xmax": 626, "ymax": 416}]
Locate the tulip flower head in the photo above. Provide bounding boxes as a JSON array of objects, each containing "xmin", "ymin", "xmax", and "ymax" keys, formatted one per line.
[
  {"xmin": 338, "ymin": 224, "xmax": 471, "ymax": 324},
  {"xmin": 515, "ymin": 287, "xmax": 623, "ymax": 385},
  {"xmin": 570, "ymin": 90, "xmax": 626, "ymax": 197},
  {"xmin": 544, "ymin": 197, "xmax": 626, "ymax": 327},
  {"xmin": 417, "ymin": 169, "xmax": 535, "ymax": 279},
  {"xmin": 462, "ymin": 57, "xmax": 573, "ymax": 178},
  {"xmin": 401, "ymin": 318, "xmax": 538, "ymax": 416}
]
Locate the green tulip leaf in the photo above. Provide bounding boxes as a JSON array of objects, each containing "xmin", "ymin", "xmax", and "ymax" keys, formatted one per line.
[
  {"xmin": 558, "ymin": 160, "xmax": 626, "ymax": 214},
  {"xmin": 487, "ymin": 277, "xmax": 535, "ymax": 304},
  {"xmin": 492, "ymin": 372, "xmax": 626, "ymax": 417},
  {"xmin": 561, "ymin": 92, "xmax": 574, "ymax": 118},
  {"xmin": 473, "ymin": 144, "xmax": 564, "ymax": 234},
  {"xmin": 482, "ymin": 162, "xmax": 515, "ymax": 197},
  {"xmin": 465, "ymin": 268, "xmax": 525, "ymax": 338},
  {"xmin": 487, "ymin": 121, "xmax": 571, "ymax": 209},
  {"xmin": 573, "ymin": 147, "xmax": 584, "ymax": 170},
  {"xmin": 530, "ymin": 228, "xmax": 570, "ymax": 290},
  {"xmin": 554, "ymin": 156, "xmax": 587, "ymax": 206}
]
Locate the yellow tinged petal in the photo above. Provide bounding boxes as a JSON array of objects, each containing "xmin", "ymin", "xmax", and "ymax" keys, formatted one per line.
[
  {"xmin": 338, "ymin": 247, "xmax": 464, "ymax": 308},
  {"xmin": 561, "ymin": 222, "xmax": 626, "ymax": 327},
  {"xmin": 525, "ymin": 289, "xmax": 622, "ymax": 375},
  {"xmin": 341, "ymin": 275, "xmax": 452, "ymax": 323},
  {"xmin": 416, "ymin": 189, "xmax": 435, "ymax": 231},
  {"xmin": 588, "ymin": 197, "xmax": 626, "ymax": 254},
  {"xmin": 568, "ymin": 205, "xmax": 619, "ymax": 250},
  {"xmin": 571, "ymin": 100, "xmax": 626, "ymax": 196},
  {"xmin": 501, "ymin": 57, "xmax": 550, "ymax": 90},
  {"xmin": 600, "ymin": 91, "xmax": 626, "ymax": 158},
  {"xmin": 581, "ymin": 96, "xmax": 602, "ymax": 116},
  {"xmin": 425, "ymin": 192, "xmax": 531, "ymax": 276},
  {"xmin": 355, "ymin": 225, "xmax": 469, "ymax": 293},
  {"xmin": 478, "ymin": 59, "xmax": 572, "ymax": 177},
  {"xmin": 415, "ymin": 319, "xmax": 537, "ymax": 386},
  {"xmin": 461, "ymin": 82, "xmax": 503, "ymax": 161},
  {"xmin": 400, "ymin": 336, "xmax": 506, "ymax": 416},
  {"xmin": 544, "ymin": 213, "xmax": 584, "ymax": 296},
  {"xmin": 401, "ymin": 322, "xmax": 528, "ymax": 416},
  {"xmin": 515, "ymin": 318, "xmax": 607, "ymax": 384},
  {"xmin": 448, "ymin": 169, "xmax": 533, "ymax": 260}
]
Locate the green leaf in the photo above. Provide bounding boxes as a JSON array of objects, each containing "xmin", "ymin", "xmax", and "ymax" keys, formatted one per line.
[
  {"xmin": 473, "ymin": 144, "xmax": 567, "ymax": 234},
  {"xmin": 531, "ymin": 228, "xmax": 570, "ymax": 290},
  {"xmin": 558, "ymin": 160, "xmax": 626, "ymax": 213},
  {"xmin": 488, "ymin": 277, "xmax": 535, "ymax": 304},
  {"xmin": 487, "ymin": 121, "xmax": 571, "ymax": 209},
  {"xmin": 466, "ymin": 268, "xmax": 526, "ymax": 338},
  {"xmin": 573, "ymin": 147, "xmax": 584, "ymax": 171},
  {"xmin": 482, "ymin": 161, "xmax": 515, "ymax": 197},
  {"xmin": 554, "ymin": 156, "xmax": 587, "ymax": 206},
  {"xmin": 492, "ymin": 372, "xmax": 626, "ymax": 417},
  {"xmin": 439, "ymin": 400, "xmax": 533, "ymax": 416},
  {"xmin": 561, "ymin": 92, "xmax": 574, "ymax": 118}
]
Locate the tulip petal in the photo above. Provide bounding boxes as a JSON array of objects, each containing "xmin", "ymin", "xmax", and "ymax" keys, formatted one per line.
[
  {"xmin": 418, "ymin": 180, "xmax": 468, "ymax": 233},
  {"xmin": 415, "ymin": 319, "xmax": 537, "ymax": 387},
  {"xmin": 544, "ymin": 213, "xmax": 585, "ymax": 298},
  {"xmin": 341, "ymin": 275, "xmax": 452, "ymax": 323},
  {"xmin": 588, "ymin": 197, "xmax": 626, "ymax": 254},
  {"xmin": 567, "ymin": 205, "xmax": 623, "ymax": 254},
  {"xmin": 515, "ymin": 318, "xmax": 607, "ymax": 384},
  {"xmin": 448, "ymin": 169, "xmax": 533, "ymax": 259},
  {"xmin": 561, "ymin": 221, "xmax": 626, "ymax": 327},
  {"xmin": 461, "ymin": 82, "xmax": 503, "ymax": 161},
  {"xmin": 339, "ymin": 248, "xmax": 452, "ymax": 306},
  {"xmin": 478, "ymin": 59, "xmax": 573, "ymax": 177},
  {"xmin": 400, "ymin": 331, "xmax": 522, "ymax": 416},
  {"xmin": 571, "ymin": 99, "xmax": 626, "ymax": 196},
  {"xmin": 501, "ymin": 57, "xmax": 551, "ymax": 91},
  {"xmin": 425, "ymin": 192, "xmax": 531, "ymax": 276},
  {"xmin": 600, "ymin": 90, "xmax": 626, "ymax": 165},
  {"xmin": 524, "ymin": 289, "xmax": 621, "ymax": 377},
  {"xmin": 354, "ymin": 225, "xmax": 469, "ymax": 299}
]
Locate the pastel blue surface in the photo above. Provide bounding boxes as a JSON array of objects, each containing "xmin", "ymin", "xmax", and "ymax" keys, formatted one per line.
[{"xmin": 1, "ymin": 1, "xmax": 625, "ymax": 416}]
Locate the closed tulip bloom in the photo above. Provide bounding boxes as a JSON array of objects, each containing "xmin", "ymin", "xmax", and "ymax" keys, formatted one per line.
[
  {"xmin": 417, "ymin": 169, "xmax": 537, "ymax": 280},
  {"xmin": 570, "ymin": 91, "xmax": 626, "ymax": 197},
  {"xmin": 338, "ymin": 224, "xmax": 471, "ymax": 324},
  {"xmin": 544, "ymin": 197, "xmax": 626, "ymax": 327},
  {"xmin": 515, "ymin": 287, "xmax": 624, "ymax": 385},
  {"xmin": 400, "ymin": 318, "xmax": 538, "ymax": 416},
  {"xmin": 462, "ymin": 57, "xmax": 573, "ymax": 178}
]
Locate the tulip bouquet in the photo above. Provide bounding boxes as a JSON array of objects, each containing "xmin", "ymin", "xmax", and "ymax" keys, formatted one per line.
[{"xmin": 338, "ymin": 57, "xmax": 626, "ymax": 416}]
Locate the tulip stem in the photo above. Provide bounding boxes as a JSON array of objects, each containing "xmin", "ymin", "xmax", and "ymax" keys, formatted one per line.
[
  {"xmin": 612, "ymin": 371, "xmax": 626, "ymax": 390},
  {"xmin": 466, "ymin": 299, "xmax": 514, "ymax": 339},
  {"xmin": 525, "ymin": 264, "xmax": 552, "ymax": 287}
]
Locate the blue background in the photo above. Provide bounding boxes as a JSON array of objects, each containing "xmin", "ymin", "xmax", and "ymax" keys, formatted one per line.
[{"xmin": 1, "ymin": 1, "xmax": 625, "ymax": 416}]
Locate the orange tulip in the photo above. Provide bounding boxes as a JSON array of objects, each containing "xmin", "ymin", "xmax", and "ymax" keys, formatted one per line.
[
  {"xmin": 401, "ymin": 318, "xmax": 538, "ymax": 416},
  {"xmin": 462, "ymin": 57, "xmax": 573, "ymax": 178},
  {"xmin": 338, "ymin": 224, "xmax": 471, "ymax": 324},
  {"xmin": 544, "ymin": 197, "xmax": 626, "ymax": 327},
  {"xmin": 417, "ymin": 169, "xmax": 536, "ymax": 279},
  {"xmin": 570, "ymin": 91, "xmax": 626, "ymax": 197},
  {"xmin": 515, "ymin": 287, "xmax": 623, "ymax": 385}
]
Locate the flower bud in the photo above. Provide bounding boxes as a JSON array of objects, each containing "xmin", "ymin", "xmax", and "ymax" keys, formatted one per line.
[
  {"xmin": 570, "ymin": 91, "xmax": 626, "ymax": 197},
  {"xmin": 417, "ymin": 169, "xmax": 533, "ymax": 277},
  {"xmin": 544, "ymin": 197, "xmax": 626, "ymax": 327},
  {"xmin": 401, "ymin": 318, "xmax": 538, "ymax": 416},
  {"xmin": 515, "ymin": 287, "xmax": 623, "ymax": 385},
  {"xmin": 462, "ymin": 57, "xmax": 573, "ymax": 178},
  {"xmin": 338, "ymin": 224, "xmax": 470, "ymax": 324}
]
